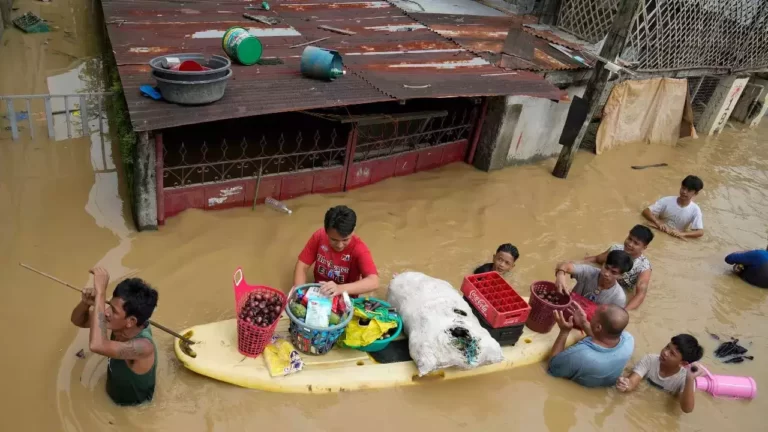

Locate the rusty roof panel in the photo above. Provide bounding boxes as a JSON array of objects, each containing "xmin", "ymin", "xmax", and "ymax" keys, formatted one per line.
[
  {"xmin": 410, "ymin": 12, "xmax": 589, "ymax": 72},
  {"xmin": 102, "ymin": 0, "xmax": 566, "ymax": 131},
  {"xmin": 523, "ymin": 24, "xmax": 592, "ymax": 53}
]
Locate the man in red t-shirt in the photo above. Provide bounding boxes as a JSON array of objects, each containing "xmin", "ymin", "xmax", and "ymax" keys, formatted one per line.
[{"xmin": 293, "ymin": 205, "xmax": 379, "ymax": 297}]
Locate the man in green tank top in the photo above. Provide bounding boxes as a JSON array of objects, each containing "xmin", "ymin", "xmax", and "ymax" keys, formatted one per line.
[{"xmin": 70, "ymin": 267, "xmax": 159, "ymax": 406}]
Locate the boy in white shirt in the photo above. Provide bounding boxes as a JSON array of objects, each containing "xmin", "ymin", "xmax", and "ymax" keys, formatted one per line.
[
  {"xmin": 642, "ymin": 175, "xmax": 704, "ymax": 239},
  {"xmin": 616, "ymin": 334, "xmax": 704, "ymax": 413}
]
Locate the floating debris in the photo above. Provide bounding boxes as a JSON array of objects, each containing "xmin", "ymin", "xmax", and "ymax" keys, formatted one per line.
[
  {"xmin": 13, "ymin": 12, "xmax": 50, "ymax": 33},
  {"xmin": 723, "ymin": 355, "xmax": 754, "ymax": 364},
  {"xmin": 715, "ymin": 338, "xmax": 749, "ymax": 359},
  {"xmin": 631, "ymin": 163, "xmax": 668, "ymax": 170}
]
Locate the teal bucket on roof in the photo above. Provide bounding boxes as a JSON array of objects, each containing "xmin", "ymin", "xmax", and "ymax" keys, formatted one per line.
[{"xmin": 300, "ymin": 46, "xmax": 345, "ymax": 81}]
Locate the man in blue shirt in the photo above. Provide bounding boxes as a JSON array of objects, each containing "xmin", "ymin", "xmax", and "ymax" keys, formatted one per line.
[
  {"xmin": 548, "ymin": 303, "xmax": 634, "ymax": 387},
  {"xmin": 725, "ymin": 245, "xmax": 768, "ymax": 289}
]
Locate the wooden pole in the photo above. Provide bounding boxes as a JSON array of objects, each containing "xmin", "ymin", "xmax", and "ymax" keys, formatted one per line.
[
  {"xmin": 552, "ymin": 0, "xmax": 641, "ymax": 179},
  {"xmin": 19, "ymin": 263, "xmax": 195, "ymax": 345}
]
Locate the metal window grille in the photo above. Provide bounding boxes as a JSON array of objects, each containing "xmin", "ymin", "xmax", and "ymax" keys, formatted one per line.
[
  {"xmin": 557, "ymin": 0, "xmax": 619, "ymax": 44},
  {"xmin": 162, "ymin": 122, "xmax": 347, "ymax": 189},
  {"xmin": 688, "ymin": 75, "xmax": 721, "ymax": 129},
  {"xmin": 354, "ymin": 107, "xmax": 477, "ymax": 163},
  {"xmin": 557, "ymin": 0, "xmax": 768, "ymax": 72}
]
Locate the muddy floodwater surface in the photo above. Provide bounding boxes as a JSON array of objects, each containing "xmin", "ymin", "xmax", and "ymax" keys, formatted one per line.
[{"xmin": 1, "ymin": 2, "xmax": 767, "ymax": 431}]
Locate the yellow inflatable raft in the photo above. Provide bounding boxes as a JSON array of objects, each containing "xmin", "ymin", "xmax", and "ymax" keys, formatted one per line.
[{"xmin": 174, "ymin": 302, "xmax": 583, "ymax": 394}]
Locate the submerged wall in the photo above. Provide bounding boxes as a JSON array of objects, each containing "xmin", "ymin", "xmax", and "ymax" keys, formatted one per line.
[
  {"xmin": 473, "ymin": 86, "xmax": 586, "ymax": 171},
  {"xmin": 731, "ymin": 77, "xmax": 768, "ymax": 128},
  {"xmin": 0, "ymin": 0, "xmax": 12, "ymax": 39},
  {"xmin": 698, "ymin": 75, "xmax": 749, "ymax": 136}
]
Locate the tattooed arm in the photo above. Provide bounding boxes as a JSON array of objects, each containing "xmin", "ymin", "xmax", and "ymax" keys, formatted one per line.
[{"xmin": 88, "ymin": 267, "xmax": 153, "ymax": 360}]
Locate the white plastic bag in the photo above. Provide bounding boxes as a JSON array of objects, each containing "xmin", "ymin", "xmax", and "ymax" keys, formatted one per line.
[{"xmin": 387, "ymin": 272, "xmax": 504, "ymax": 376}]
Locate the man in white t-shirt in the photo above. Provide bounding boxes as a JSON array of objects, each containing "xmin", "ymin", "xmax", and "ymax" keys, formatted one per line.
[{"xmin": 642, "ymin": 175, "xmax": 704, "ymax": 239}]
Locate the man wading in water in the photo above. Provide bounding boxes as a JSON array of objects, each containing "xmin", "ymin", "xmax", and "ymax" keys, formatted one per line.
[
  {"xmin": 642, "ymin": 175, "xmax": 704, "ymax": 239},
  {"xmin": 70, "ymin": 267, "xmax": 159, "ymax": 406},
  {"xmin": 583, "ymin": 225, "xmax": 654, "ymax": 310}
]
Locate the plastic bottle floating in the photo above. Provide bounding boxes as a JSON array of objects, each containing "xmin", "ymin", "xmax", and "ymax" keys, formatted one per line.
[{"xmin": 265, "ymin": 197, "xmax": 292, "ymax": 214}]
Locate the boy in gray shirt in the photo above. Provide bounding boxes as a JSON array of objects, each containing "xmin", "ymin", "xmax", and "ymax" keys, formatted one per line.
[
  {"xmin": 616, "ymin": 334, "xmax": 705, "ymax": 413},
  {"xmin": 555, "ymin": 250, "xmax": 633, "ymax": 307}
]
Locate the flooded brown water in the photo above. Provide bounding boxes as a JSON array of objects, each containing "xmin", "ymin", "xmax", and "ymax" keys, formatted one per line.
[{"xmin": 2, "ymin": 2, "xmax": 767, "ymax": 431}]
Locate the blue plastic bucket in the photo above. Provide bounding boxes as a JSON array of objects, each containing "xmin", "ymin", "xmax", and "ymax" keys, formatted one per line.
[{"xmin": 300, "ymin": 46, "xmax": 344, "ymax": 81}]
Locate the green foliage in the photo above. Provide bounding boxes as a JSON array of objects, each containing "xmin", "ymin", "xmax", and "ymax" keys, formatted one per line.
[{"xmin": 105, "ymin": 54, "xmax": 135, "ymax": 195}]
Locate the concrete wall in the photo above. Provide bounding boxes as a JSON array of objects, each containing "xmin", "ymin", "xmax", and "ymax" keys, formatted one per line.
[
  {"xmin": 731, "ymin": 77, "xmax": 768, "ymax": 128},
  {"xmin": 1, "ymin": 0, "xmax": 13, "ymax": 40},
  {"xmin": 134, "ymin": 131, "xmax": 158, "ymax": 231},
  {"xmin": 473, "ymin": 86, "xmax": 586, "ymax": 171},
  {"xmin": 505, "ymin": 86, "xmax": 586, "ymax": 164},
  {"xmin": 698, "ymin": 75, "xmax": 749, "ymax": 136}
]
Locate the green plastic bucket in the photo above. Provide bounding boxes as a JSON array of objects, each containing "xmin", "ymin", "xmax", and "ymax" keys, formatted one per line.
[{"xmin": 222, "ymin": 27, "xmax": 263, "ymax": 66}]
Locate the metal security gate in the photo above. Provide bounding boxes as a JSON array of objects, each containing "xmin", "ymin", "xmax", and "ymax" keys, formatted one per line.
[
  {"xmin": 1, "ymin": 92, "xmax": 112, "ymax": 141},
  {"xmin": 687, "ymin": 76, "xmax": 721, "ymax": 129}
]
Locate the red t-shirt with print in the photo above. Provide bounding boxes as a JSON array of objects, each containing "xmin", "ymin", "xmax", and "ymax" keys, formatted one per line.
[{"xmin": 298, "ymin": 228, "xmax": 377, "ymax": 284}]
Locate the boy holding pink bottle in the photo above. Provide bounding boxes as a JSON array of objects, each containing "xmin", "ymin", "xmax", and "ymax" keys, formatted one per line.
[{"xmin": 616, "ymin": 334, "xmax": 704, "ymax": 413}]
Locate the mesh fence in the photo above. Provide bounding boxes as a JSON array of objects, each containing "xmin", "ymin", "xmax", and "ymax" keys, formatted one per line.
[{"xmin": 557, "ymin": 0, "xmax": 768, "ymax": 72}]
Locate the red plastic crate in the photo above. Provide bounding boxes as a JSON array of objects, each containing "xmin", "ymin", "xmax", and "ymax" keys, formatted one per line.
[
  {"xmin": 563, "ymin": 292, "xmax": 598, "ymax": 331},
  {"xmin": 461, "ymin": 271, "xmax": 531, "ymax": 328}
]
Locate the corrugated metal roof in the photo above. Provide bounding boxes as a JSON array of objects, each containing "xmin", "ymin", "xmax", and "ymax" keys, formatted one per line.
[
  {"xmin": 102, "ymin": 0, "xmax": 567, "ymax": 131},
  {"xmin": 409, "ymin": 13, "xmax": 590, "ymax": 72}
]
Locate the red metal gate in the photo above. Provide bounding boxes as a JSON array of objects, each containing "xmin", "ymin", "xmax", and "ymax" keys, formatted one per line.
[{"xmin": 157, "ymin": 99, "xmax": 486, "ymax": 224}]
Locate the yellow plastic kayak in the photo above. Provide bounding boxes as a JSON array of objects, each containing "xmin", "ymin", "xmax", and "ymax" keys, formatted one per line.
[{"xmin": 174, "ymin": 302, "xmax": 583, "ymax": 394}]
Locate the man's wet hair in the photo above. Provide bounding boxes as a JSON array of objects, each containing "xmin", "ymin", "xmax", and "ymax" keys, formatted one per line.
[
  {"xmin": 113, "ymin": 278, "xmax": 158, "ymax": 326},
  {"xmin": 629, "ymin": 225, "xmax": 654, "ymax": 246},
  {"xmin": 598, "ymin": 305, "xmax": 629, "ymax": 337},
  {"xmin": 671, "ymin": 334, "xmax": 704, "ymax": 363},
  {"xmin": 324, "ymin": 205, "xmax": 357, "ymax": 237},
  {"xmin": 681, "ymin": 175, "xmax": 704, "ymax": 193},
  {"xmin": 496, "ymin": 243, "xmax": 520, "ymax": 261},
  {"xmin": 605, "ymin": 250, "xmax": 633, "ymax": 273}
]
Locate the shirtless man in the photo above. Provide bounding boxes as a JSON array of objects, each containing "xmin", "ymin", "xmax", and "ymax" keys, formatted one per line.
[
  {"xmin": 642, "ymin": 175, "xmax": 704, "ymax": 239},
  {"xmin": 70, "ymin": 268, "xmax": 159, "ymax": 406}
]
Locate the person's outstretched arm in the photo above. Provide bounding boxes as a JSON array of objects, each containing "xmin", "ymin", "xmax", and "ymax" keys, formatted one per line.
[
  {"xmin": 725, "ymin": 250, "xmax": 764, "ymax": 267},
  {"xmin": 293, "ymin": 260, "xmax": 310, "ymax": 287},
  {"xmin": 679, "ymin": 365, "xmax": 704, "ymax": 413},
  {"xmin": 322, "ymin": 274, "xmax": 380, "ymax": 297},
  {"xmin": 677, "ymin": 229, "xmax": 703, "ymax": 239},
  {"xmin": 625, "ymin": 269, "xmax": 651, "ymax": 310},
  {"xmin": 71, "ymin": 288, "xmax": 95, "ymax": 328},
  {"xmin": 583, "ymin": 248, "xmax": 611, "ymax": 265},
  {"xmin": 616, "ymin": 372, "xmax": 644, "ymax": 393},
  {"xmin": 555, "ymin": 262, "xmax": 576, "ymax": 294},
  {"xmin": 642, "ymin": 207, "xmax": 666, "ymax": 231}
]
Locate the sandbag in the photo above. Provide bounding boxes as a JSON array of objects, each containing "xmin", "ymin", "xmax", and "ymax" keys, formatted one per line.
[{"xmin": 387, "ymin": 272, "xmax": 504, "ymax": 376}]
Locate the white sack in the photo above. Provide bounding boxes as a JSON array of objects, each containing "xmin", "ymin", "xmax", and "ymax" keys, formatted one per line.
[{"xmin": 387, "ymin": 271, "xmax": 504, "ymax": 376}]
